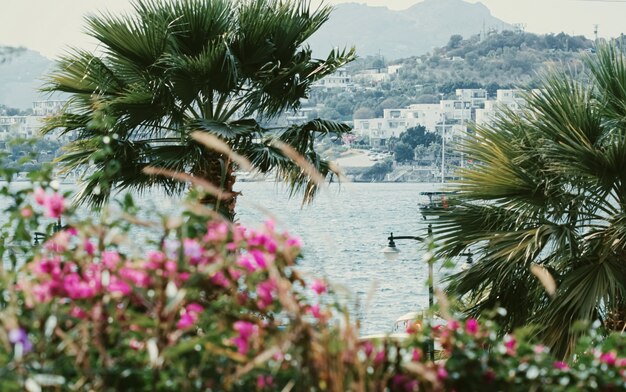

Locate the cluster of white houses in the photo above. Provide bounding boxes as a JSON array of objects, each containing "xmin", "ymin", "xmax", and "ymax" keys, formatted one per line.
[
  {"xmin": 1, "ymin": 87, "xmax": 528, "ymax": 152},
  {"xmin": 0, "ymin": 100, "xmax": 67, "ymax": 142},
  {"xmin": 352, "ymin": 88, "xmax": 526, "ymax": 148}
]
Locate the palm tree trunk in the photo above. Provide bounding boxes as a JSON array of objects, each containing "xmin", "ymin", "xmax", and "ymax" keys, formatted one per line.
[{"xmin": 194, "ymin": 155, "xmax": 239, "ymax": 221}]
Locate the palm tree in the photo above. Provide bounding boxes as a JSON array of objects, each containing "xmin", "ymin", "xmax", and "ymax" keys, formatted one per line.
[
  {"xmin": 42, "ymin": 0, "xmax": 355, "ymax": 219},
  {"xmin": 432, "ymin": 45, "xmax": 626, "ymax": 358}
]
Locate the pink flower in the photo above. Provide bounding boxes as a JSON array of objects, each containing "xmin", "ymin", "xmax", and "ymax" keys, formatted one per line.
[
  {"xmin": 176, "ymin": 303, "xmax": 204, "ymax": 330},
  {"xmin": 84, "ymin": 240, "xmax": 95, "ymax": 256},
  {"xmin": 374, "ymin": 350, "xmax": 386, "ymax": 366},
  {"xmin": 504, "ymin": 336, "xmax": 517, "ymax": 356},
  {"xmin": 102, "ymin": 251, "xmax": 121, "ymax": 269},
  {"xmin": 412, "ymin": 348, "xmax": 422, "ymax": 362},
  {"xmin": 257, "ymin": 375, "xmax": 274, "ymax": 389},
  {"xmin": 183, "ymin": 238, "xmax": 203, "ymax": 264},
  {"xmin": 129, "ymin": 339, "xmax": 144, "ymax": 350},
  {"xmin": 447, "ymin": 319, "xmax": 460, "ymax": 331},
  {"xmin": 34, "ymin": 188, "xmax": 46, "ymax": 205},
  {"xmin": 107, "ymin": 276, "xmax": 131, "ymax": 296},
  {"xmin": 119, "ymin": 266, "xmax": 151, "ymax": 288},
  {"xmin": 437, "ymin": 365, "xmax": 448, "ymax": 380},
  {"xmin": 600, "ymin": 351, "xmax": 617, "ymax": 366},
  {"xmin": 286, "ymin": 236, "xmax": 302, "ymax": 249},
  {"xmin": 232, "ymin": 321, "xmax": 259, "ymax": 355},
  {"xmin": 362, "ymin": 341, "xmax": 374, "ymax": 357},
  {"xmin": 237, "ymin": 255, "xmax": 257, "ymax": 272},
  {"xmin": 553, "ymin": 361, "xmax": 569, "ymax": 370},
  {"xmin": 310, "ymin": 279, "xmax": 327, "ymax": 295},
  {"xmin": 146, "ymin": 250, "xmax": 166, "ymax": 268},
  {"xmin": 465, "ymin": 318, "xmax": 479, "ymax": 335},
  {"xmin": 63, "ymin": 273, "xmax": 97, "ymax": 299},
  {"xmin": 70, "ymin": 306, "xmax": 88, "ymax": 319},
  {"xmin": 256, "ymin": 279, "xmax": 277, "ymax": 309},
  {"xmin": 210, "ymin": 271, "xmax": 230, "ymax": 288},
  {"xmin": 250, "ymin": 249, "xmax": 269, "ymax": 269},
  {"xmin": 20, "ymin": 207, "xmax": 33, "ymax": 218},
  {"xmin": 308, "ymin": 304, "xmax": 323, "ymax": 320},
  {"xmin": 44, "ymin": 192, "xmax": 65, "ymax": 218}
]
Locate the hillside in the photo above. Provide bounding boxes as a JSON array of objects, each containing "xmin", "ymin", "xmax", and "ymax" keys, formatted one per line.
[
  {"xmin": 308, "ymin": 0, "xmax": 512, "ymax": 60},
  {"xmin": 0, "ymin": 47, "xmax": 53, "ymax": 110},
  {"xmin": 310, "ymin": 31, "xmax": 596, "ymax": 122}
]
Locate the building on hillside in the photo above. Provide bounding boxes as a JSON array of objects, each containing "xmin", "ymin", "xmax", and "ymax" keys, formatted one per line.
[
  {"xmin": 475, "ymin": 89, "xmax": 526, "ymax": 125},
  {"xmin": 311, "ymin": 68, "xmax": 352, "ymax": 90},
  {"xmin": 32, "ymin": 100, "xmax": 66, "ymax": 116}
]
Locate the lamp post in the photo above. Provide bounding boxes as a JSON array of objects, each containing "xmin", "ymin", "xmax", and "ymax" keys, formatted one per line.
[{"xmin": 382, "ymin": 224, "xmax": 435, "ymax": 360}]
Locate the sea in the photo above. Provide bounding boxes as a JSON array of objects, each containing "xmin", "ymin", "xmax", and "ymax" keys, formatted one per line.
[
  {"xmin": 5, "ymin": 180, "xmax": 456, "ymax": 335},
  {"xmin": 232, "ymin": 181, "xmax": 451, "ymax": 334}
]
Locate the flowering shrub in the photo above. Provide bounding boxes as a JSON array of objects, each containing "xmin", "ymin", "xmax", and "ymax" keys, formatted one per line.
[{"xmin": 0, "ymin": 170, "xmax": 625, "ymax": 391}]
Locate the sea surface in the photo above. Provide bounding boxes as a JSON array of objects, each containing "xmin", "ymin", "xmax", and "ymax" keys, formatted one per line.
[{"xmin": 231, "ymin": 181, "xmax": 451, "ymax": 334}]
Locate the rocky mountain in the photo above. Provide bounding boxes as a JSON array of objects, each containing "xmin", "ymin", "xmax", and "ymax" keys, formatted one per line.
[
  {"xmin": 0, "ymin": 47, "xmax": 53, "ymax": 110},
  {"xmin": 308, "ymin": 0, "xmax": 513, "ymax": 60}
]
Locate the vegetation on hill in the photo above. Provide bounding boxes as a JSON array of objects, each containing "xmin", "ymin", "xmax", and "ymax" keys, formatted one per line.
[{"xmin": 310, "ymin": 31, "xmax": 599, "ymax": 122}]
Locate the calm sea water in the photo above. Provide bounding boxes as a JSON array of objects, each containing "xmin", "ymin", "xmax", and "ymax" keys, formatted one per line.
[{"xmin": 232, "ymin": 181, "xmax": 450, "ymax": 334}]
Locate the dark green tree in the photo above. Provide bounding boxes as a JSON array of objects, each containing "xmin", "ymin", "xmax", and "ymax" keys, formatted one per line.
[
  {"xmin": 42, "ymin": 0, "xmax": 355, "ymax": 219},
  {"xmin": 393, "ymin": 142, "xmax": 414, "ymax": 163}
]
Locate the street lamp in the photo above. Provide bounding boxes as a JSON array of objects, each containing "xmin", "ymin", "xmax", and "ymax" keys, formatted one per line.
[{"xmin": 382, "ymin": 225, "xmax": 435, "ymax": 360}]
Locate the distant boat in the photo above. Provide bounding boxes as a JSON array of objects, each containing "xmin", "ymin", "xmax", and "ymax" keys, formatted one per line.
[{"xmin": 418, "ymin": 191, "xmax": 456, "ymax": 219}]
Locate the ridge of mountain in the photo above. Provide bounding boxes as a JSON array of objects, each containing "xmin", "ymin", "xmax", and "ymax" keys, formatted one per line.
[
  {"xmin": 308, "ymin": 0, "xmax": 513, "ymax": 60},
  {"xmin": 0, "ymin": 48, "xmax": 53, "ymax": 110}
]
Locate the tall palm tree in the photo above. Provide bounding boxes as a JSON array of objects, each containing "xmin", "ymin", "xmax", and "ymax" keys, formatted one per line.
[
  {"xmin": 432, "ymin": 45, "xmax": 626, "ymax": 358},
  {"xmin": 42, "ymin": 0, "xmax": 355, "ymax": 219}
]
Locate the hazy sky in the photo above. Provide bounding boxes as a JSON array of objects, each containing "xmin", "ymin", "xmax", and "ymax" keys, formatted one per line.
[{"xmin": 1, "ymin": 0, "xmax": 624, "ymax": 58}]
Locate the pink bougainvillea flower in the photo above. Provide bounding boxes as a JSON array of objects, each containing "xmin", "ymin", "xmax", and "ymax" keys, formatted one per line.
[
  {"xmin": 310, "ymin": 279, "xmax": 327, "ymax": 295},
  {"xmin": 183, "ymin": 238, "xmax": 203, "ymax": 264},
  {"xmin": 34, "ymin": 187, "xmax": 46, "ymax": 205},
  {"xmin": 119, "ymin": 266, "xmax": 151, "ymax": 288},
  {"xmin": 362, "ymin": 341, "xmax": 374, "ymax": 357},
  {"xmin": 256, "ymin": 279, "xmax": 277, "ymax": 309},
  {"xmin": 437, "ymin": 365, "xmax": 448, "ymax": 380},
  {"xmin": 232, "ymin": 321, "xmax": 259, "ymax": 355},
  {"xmin": 374, "ymin": 350, "xmax": 386, "ymax": 366},
  {"xmin": 553, "ymin": 361, "xmax": 569, "ymax": 370},
  {"xmin": 70, "ymin": 306, "xmax": 88, "ymax": 319},
  {"xmin": 102, "ymin": 251, "xmax": 121, "ymax": 269},
  {"xmin": 20, "ymin": 207, "xmax": 33, "ymax": 218},
  {"xmin": 107, "ymin": 276, "xmax": 131, "ymax": 296},
  {"xmin": 236, "ymin": 255, "xmax": 257, "ymax": 272},
  {"xmin": 600, "ymin": 351, "xmax": 617, "ymax": 366},
  {"xmin": 129, "ymin": 339, "xmax": 144, "ymax": 350},
  {"xmin": 308, "ymin": 304, "xmax": 323, "ymax": 320},
  {"xmin": 447, "ymin": 319, "xmax": 460, "ymax": 331},
  {"xmin": 504, "ymin": 335, "xmax": 517, "ymax": 356},
  {"xmin": 250, "ymin": 249, "xmax": 269, "ymax": 269},
  {"xmin": 256, "ymin": 375, "xmax": 274, "ymax": 389},
  {"xmin": 44, "ymin": 192, "xmax": 65, "ymax": 218},
  {"xmin": 210, "ymin": 271, "xmax": 230, "ymax": 288},
  {"xmin": 412, "ymin": 348, "xmax": 422, "ymax": 362},
  {"xmin": 83, "ymin": 240, "xmax": 95, "ymax": 256},
  {"xmin": 465, "ymin": 318, "xmax": 479, "ymax": 335},
  {"xmin": 176, "ymin": 303, "xmax": 204, "ymax": 330}
]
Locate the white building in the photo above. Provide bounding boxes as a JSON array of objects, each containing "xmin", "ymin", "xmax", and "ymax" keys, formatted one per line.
[
  {"xmin": 312, "ymin": 68, "xmax": 352, "ymax": 89},
  {"xmin": 475, "ymin": 89, "xmax": 526, "ymax": 126},
  {"xmin": 352, "ymin": 88, "xmax": 527, "ymax": 148},
  {"xmin": 32, "ymin": 100, "xmax": 66, "ymax": 116}
]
